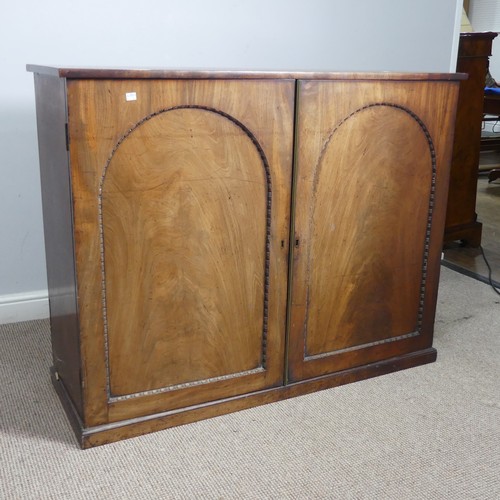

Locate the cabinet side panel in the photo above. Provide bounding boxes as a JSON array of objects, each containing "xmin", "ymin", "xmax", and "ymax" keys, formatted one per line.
[{"xmin": 33, "ymin": 73, "xmax": 82, "ymax": 416}]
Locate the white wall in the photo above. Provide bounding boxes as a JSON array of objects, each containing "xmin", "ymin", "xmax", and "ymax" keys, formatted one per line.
[{"xmin": 0, "ymin": 0, "xmax": 462, "ymax": 323}]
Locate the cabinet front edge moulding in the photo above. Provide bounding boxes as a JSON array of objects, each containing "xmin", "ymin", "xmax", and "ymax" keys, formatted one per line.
[{"xmin": 26, "ymin": 64, "xmax": 467, "ymax": 81}]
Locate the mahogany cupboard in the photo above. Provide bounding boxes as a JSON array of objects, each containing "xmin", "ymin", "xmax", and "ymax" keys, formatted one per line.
[{"xmin": 28, "ymin": 66, "xmax": 462, "ymax": 448}]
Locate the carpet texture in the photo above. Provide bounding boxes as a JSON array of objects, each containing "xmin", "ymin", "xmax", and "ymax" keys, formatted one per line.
[{"xmin": 0, "ymin": 267, "xmax": 499, "ymax": 499}]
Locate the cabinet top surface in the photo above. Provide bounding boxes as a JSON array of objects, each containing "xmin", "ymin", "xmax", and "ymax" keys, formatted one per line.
[{"xmin": 26, "ymin": 65, "xmax": 466, "ymax": 81}]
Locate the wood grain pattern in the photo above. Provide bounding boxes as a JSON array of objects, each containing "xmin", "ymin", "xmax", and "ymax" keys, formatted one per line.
[
  {"xmin": 66, "ymin": 79, "xmax": 294, "ymax": 424},
  {"xmin": 102, "ymin": 107, "xmax": 269, "ymax": 396},
  {"xmin": 304, "ymin": 104, "xmax": 432, "ymax": 355},
  {"xmin": 288, "ymin": 79, "xmax": 460, "ymax": 382}
]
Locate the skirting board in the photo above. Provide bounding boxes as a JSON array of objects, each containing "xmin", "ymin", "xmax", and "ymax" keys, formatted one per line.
[{"xmin": 0, "ymin": 290, "xmax": 49, "ymax": 324}]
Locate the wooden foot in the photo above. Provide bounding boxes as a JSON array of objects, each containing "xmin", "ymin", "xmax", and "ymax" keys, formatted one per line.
[{"xmin": 444, "ymin": 221, "xmax": 483, "ymax": 248}]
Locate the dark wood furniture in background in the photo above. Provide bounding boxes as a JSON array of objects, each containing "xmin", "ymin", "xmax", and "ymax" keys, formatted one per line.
[
  {"xmin": 444, "ymin": 32, "xmax": 498, "ymax": 247},
  {"xmin": 482, "ymin": 93, "xmax": 500, "ymax": 182},
  {"xmin": 481, "ymin": 93, "xmax": 500, "ymax": 151},
  {"xmin": 483, "ymin": 94, "xmax": 500, "ymax": 116},
  {"xmin": 28, "ymin": 65, "xmax": 461, "ymax": 448},
  {"xmin": 489, "ymin": 170, "xmax": 500, "ymax": 182}
]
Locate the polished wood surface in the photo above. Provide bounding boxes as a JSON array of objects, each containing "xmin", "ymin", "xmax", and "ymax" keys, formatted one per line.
[
  {"xmin": 33, "ymin": 74, "xmax": 83, "ymax": 416},
  {"xmin": 444, "ymin": 32, "xmax": 498, "ymax": 246},
  {"xmin": 29, "ymin": 67, "xmax": 460, "ymax": 447},
  {"xmin": 66, "ymin": 78, "xmax": 294, "ymax": 424},
  {"xmin": 103, "ymin": 108, "xmax": 268, "ymax": 395},
  {"xmin": 288, "ymin": 80, "xmax": 459, "ymax": 382},
  {"xmin": 27, "ymin": 64, "xmax": 466, "ymax": 81}
]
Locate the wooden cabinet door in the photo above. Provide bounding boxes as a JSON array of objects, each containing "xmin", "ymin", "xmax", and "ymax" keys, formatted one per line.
[
  {"xmin": 288, "ymin": 79, "xmax": 458, "ymax": 382},
  {"xmin": 67, "ymin": 79, "xmax": 294, "ymax": 425}
]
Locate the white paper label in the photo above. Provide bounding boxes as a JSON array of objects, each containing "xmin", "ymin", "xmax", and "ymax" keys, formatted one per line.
[{"xmin": 125, "ymin": 92, "xmax": 137, "ymax": 101}]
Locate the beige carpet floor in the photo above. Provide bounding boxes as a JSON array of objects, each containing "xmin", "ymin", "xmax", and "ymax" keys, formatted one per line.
[{"xmin": 1, "ymin": 267, "xmax": 499, "ymax": 499}]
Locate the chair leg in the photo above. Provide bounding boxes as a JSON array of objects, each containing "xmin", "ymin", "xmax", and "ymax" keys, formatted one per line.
[{"xmin": 488, "ymin": 169, "xmax": 500, "ymax": 183}]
